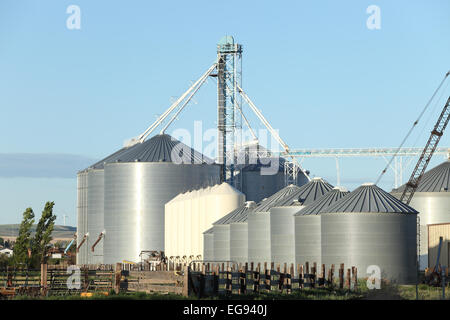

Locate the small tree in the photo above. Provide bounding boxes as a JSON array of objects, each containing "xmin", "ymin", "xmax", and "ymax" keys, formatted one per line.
[
  {"xmin": 31, "ymin": 201, "xmax": 56, "ymax": 267},
  {"xmin": 13, "ymin": 208, "xmax": 35, "ymax": 266}
]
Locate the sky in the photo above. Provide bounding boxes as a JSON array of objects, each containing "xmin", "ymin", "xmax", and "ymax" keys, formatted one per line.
[{"xmin": 0, "ymin": 0, "xmax": 449, "ymax": 225}]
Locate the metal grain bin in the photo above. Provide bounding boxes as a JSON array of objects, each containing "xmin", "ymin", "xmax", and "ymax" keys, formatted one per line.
[
  {"xmin": 103, "ymin": 134, "xmax": 220, "ymax": 264},
  {"xmin": 294, "ymin": 187, "xmax": 349, "ymax": 268},
  {"xmin": 237, "ymin": 144, "xmax": 309, "ymax": 202},
  {"xmin": 322, "ymin": 183, "xmax": 418, "ymax": 284},
  {"xmin": 248, "ymin": 184, "xmax": 302, "ymax": 265},
  {"xmin": 391, "ymin": 159, "xmax": 450, "ymax": 269},
  {"xmin": 270, "ymin": 178, "xmax": 334, "ymax": 266},
  {"xmin": 212, "ymin": 201, "xmax": 255, "ymax": 262}
]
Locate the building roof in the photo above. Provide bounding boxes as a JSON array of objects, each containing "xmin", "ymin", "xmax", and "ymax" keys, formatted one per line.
[
  {"xmin": 324, "ymin": 183, "xmax": 418, "ymax": 214},
  {"xmin": 392, "ymin": 160, "xmax": 450, "ymax": 193},
  {"xmin": 213, "ymin": 201, "xmax": 256, "ymax": 225},
  {"xmin": 85, "ymin": 134, "xmax": 214, "ymax": 170},
  {"xmin": 203, "ymin": 228, "xmax": 213, "ymax": 234},
  {"xmin": 297, "ymin": 187, "xmax": 350, "ymax": 215},
  {"xmin": 275, "ymin": 177, "xmax": 334, "ymax": 207}
]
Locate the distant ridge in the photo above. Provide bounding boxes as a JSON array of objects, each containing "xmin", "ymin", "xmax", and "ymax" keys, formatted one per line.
[{"xmin": 0, "ymin": 224, "xmax": 76, "ymax": 240}]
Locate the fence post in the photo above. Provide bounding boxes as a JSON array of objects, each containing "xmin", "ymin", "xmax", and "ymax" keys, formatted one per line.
[
  {"xmin": 114, "ymin": 263, "xmax": 122, "ymax": 294},
  {"xmin": 328, "ymin": 264, "xmax": 334, "ymax": 287},
  {"xmin": 182, "ymin": 265, "xmax": 190, "ymax": 297},
  {"xmin": 338, "ymin": 264, "xmax": 344, "ymax": 289},
  {"xmin": 346, "ymin": 268, "xmax": 351, "ymax": 290}
]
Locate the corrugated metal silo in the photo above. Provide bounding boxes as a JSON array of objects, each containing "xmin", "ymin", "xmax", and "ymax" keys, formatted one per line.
[
  {"xmin": 103, "ymin": 134, "xmax": 220, "ymax": 264},
  {"xmin": 212, "ymin": 201, "xmax": 256, "ymax": 262},
  {"xmin": 247, "ymin": 184, "xmax": 302, "ymax": 265},
  {"xmin": 76, "ymin": 142, "xmax": 142, "ymax": 265},
  {"xmin": 165, "ymin": 183, "xmax": 244, "ymax": 259},
  {"xmin": 270, "ymin": 177, "xmax": 334, "ymax": 266},
  {"xmin": 294, "ymin": 187, "xmax": 349, "ymax": 268},
  {"xmin": 322, "ymin": 183, "xmax": 418, "ymax": 284},
  {"xmin": 391, "ymin": 159, "xmax": 450, "ymax": 269},
  {"xmin": 240, "ymin": 157, "xmax": 309, "ymax": 203}
]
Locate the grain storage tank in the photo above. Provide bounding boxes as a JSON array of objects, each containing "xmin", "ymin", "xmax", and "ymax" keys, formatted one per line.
[
  {"xmin": 212, "ymin": 201, "xmax": 256, "ymax": 262},
  {"xmin": 237, "ymin": 144, "xmax": 309, "ymax": 202},
  {"xmin": 165, "ymin": 183, "xmax": 244, "ymax": 259},
  {"xmin": 322, "ymin": 183, "xmax": 418, "ymax": 284},
  {"xmin": 270, "ymin": 178, "xmax": 334, "ymax": 266},
  {"xmin": 240, "ymin": 158, "xmax": 308, "ymax": 202},
  {"xmin": 76, "ymin": 141, "xmax": 151, "ymax": 265},
  {"xmin": 391, "ymin": 159, "xmax": 450, "ymax": 270},
  {"xmin": 294, "ymin": 186, "xmax": 349, "ymax": 268},
  {"xmin": 247, "ymin": 184, "xmax": 302, "ymax": 265},
  {"xmin": 103, "ymin": 134, "xmax": 220, "ymax": 264},
  {"xmin": 203, "ymin": 228, "xmax": 214, "ymax": 261},
  {"xmin": 229, "ymin": 202, "xmax": 257, "ymax": 264}
]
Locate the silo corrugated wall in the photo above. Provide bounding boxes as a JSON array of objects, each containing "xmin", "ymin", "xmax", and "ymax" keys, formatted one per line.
[
  {"xmin": 213, "ymin": 225, "xmax": 230, "ymax": 261},
  {"xmin": 270, "ymin": 206, "xmax": 302, "ymax": 266},
  {"xmin": 295, "ymin": 215, "xmax": 321, "ymax": 266},
  {"xmin": 229, "ymin": 222, "xmax": 248, "ymax": 264},
  {"xmin": 103, "ymin": 163, "xmax": 220, "ymax": 264},
  {"xmin": 247, "ymin": 211, "xmax": 271, "ymax": 265},
  {"xmin": 86, "ymin": 169, "xmax": 104, "ymax": 264},
  {"xmin": 76, "ymin": 171, "xmax": 88, "ymax": 265},
  {"xmin": 321, "ymin": 213, "xmax": 417, "ymax": 284}
]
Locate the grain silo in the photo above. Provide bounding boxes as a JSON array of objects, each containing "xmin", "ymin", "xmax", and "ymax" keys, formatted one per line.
[
  {"xmin": 237, "ymin": 143, "xmax": 309, "ymax": 203},
  {"xmin": 270, "ymin": 177, "xmax": 334, "ymax": 266},
  {"xmin": 212, "ymin": 201, "xmax": 256, "ymax": 262},
  {"xmin": 101, "ymin": 134, "xmax": 221, "ymax": 264},
  {"xmin": 76, "ymin": 144, "xmax": 138, "ymax": 265},
  {"xmin": 165, "ymin": 182, "xmax": 244, "ymax": 259},
  {"xmin": 391, "ymin": 159, "xmax": 450, "ymax": 270},
  {"xmin": 294, "ymin": 186, "xmax": 349, "ymax": 268},
  {"xmin": 229, "ymin": 204, "xmax": 255, "ymax": 264},
  {"xmin": 322, "ymin": 183, "xmax": 418, "ymax": 284},
  {"xmin": 247, "ymin": 184, "xmax": 301, "ymax": 265}
]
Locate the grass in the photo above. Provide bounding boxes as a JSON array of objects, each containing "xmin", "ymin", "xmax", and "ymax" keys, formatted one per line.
[{"xmin": 5, "ymin": 278, "xmax": 450, "ymax": 300}]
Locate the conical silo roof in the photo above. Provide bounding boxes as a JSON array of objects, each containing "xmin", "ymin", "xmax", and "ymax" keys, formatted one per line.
[
  {"xmin": 251, "ymin": 184, "xmax": 302, "ymax": 213},
  {"xmin": 212, "ymin": 182, "xmax": 245, "ymax": 196},
  {"xmin": 86, "ymin": 145, "xmax": 138, "ymax": 170},
  {"xmin": 203, "ymin": 227, "xmax": 213, "ymax": 234},
  {"xmin": 87, "ymin": 134, "xmax": 214, "ymax": 170},
  {"xmin": 296, "ymin": 186, "xmax": 350, "ymax": 215},
  {"xmin": 392, "ymin": 160, "xmax": 450, "ymax": 193},
  {"xmin": 325, "ymin": 183, "xmax": 418, "ymax": 214},
  {"xmin": 275, "ymin": 177, "xmax": 334, "ymax": 207},
  {"xmin": 213, "ymin": 201, "xmax": 256, "ymax": 225}
]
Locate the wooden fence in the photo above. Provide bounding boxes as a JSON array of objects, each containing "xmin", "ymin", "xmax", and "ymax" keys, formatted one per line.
[
  {"xmin": 185, "ymin": 262, "xmax": 358, "ymax": 298},
  {"xmin": 1, "ymin": 261, "xmax": 358, "ymax": 298}
]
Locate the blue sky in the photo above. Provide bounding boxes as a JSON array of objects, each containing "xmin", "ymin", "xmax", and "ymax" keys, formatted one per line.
[{"xmin": 0, "ymin": 0, "xmax": 449, "ymax": 224}]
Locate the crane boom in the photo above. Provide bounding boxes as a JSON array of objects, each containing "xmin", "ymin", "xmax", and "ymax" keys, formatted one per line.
[{"xmin": 400, "ymin": 96, "xmax": 450, "ymax": 205}]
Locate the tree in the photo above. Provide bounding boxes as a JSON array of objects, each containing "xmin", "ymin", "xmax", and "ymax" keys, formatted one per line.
[
  {"xmin": 31, "ymin": 201, "xmax": 56, "ymax": 267},
  {"xmin": 13, "ymin": 207, "xmax": 35, "ymax": 266},
  {"xmin": 0, "ymin": 237, "xmax": 4, "ymax": 246}
]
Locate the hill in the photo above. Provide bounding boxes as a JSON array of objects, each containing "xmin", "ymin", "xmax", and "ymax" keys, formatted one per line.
[{"xmin": 0, "ymin": 224, "xmax": 76, "ymax": 240}]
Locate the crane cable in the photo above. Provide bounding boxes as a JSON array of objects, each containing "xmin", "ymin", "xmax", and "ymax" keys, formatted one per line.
[{"xmin": 375, "ymin": 71, "xmax": 450, "ymax": 185}]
